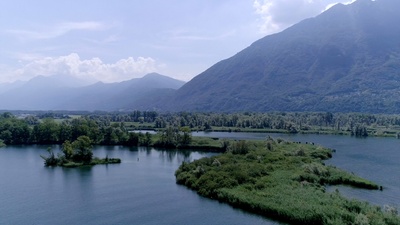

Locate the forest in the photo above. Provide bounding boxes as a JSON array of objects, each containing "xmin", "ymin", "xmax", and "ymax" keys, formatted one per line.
[
  {"xmin": 0, "ymin": 111, "xmax": 198, "ymax": 149},
  {"xmin": 2, "ymin": 111, "xmax": 400, "ymax": 148}
]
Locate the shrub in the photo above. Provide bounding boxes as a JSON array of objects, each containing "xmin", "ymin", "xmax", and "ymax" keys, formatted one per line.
[{"xmin": 230, "ymin": 140, "xmax": 249, "ymax": 154}]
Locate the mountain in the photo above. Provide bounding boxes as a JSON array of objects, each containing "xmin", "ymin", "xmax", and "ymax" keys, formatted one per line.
[
  {"xmin": 0, "ymin": 73, "xmax": 185, "ymax": 111},
  {"xmin": 166, "ymin": 0, "xmax": 400, "ymax": 113},
  {"xmin": 59, "ymin": 73, "xmax": 185, "ymax": 111},
  {"xmin": 0, "ymin": 80, "xmax": 26, "ymax": 94},
  {"xmin": 0, "ymin": 75, "xmax": 91, "ymax": 110}
]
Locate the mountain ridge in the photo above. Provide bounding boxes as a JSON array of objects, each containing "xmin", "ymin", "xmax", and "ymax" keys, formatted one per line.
[
  {"xmin": 0, "ymin": 73, "xmax": 185, "ymax": 111},
  {"xmin": 164, "ymin": 0, "xmax": 400, "ymax": 113}
]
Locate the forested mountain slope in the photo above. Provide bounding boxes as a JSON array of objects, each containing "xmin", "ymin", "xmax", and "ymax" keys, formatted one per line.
[{"xmin": 166, "ymin": 0, "xmax": 400, "ymax": 113}]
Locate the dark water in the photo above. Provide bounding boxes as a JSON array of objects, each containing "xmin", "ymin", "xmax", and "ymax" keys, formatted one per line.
[{"xmin": 0, "ymin": 132, "xmax": 398, "ymax": 224}]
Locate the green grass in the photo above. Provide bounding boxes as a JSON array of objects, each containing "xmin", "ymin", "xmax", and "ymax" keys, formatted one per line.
[
  {"xmin": 175, "ymin": 139, "xmax": 399, "ymax": 225},
  {"xmin": 189, "ymin": 136, "xmax": 223, "ymax": 149},
  {"xmin": 149, "ymin": 134, "xmax": 224, "ymax": 151},
  {"xmin": 60, "ymin": 157, "xmax": 121, "ymax": 168},
  {"xmin": 123, "ymin": 122, "xmax": 155, "ymax": 130}
]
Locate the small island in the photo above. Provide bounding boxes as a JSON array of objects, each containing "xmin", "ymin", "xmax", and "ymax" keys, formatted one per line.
[
  {"xmin": 41, "ymin": 135, "xmax": 121, "ymax": 167},
  {"xmin": 175, "ymin": 138, "xmax": 400, "ymax": 225}
]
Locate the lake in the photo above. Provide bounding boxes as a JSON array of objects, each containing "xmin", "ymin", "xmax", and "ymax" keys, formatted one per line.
[
  {"xmin": 0, "ymin": 132, "xmax": 398, "ymax": 224},
  {"xmin": 0, "ymin": 145, "xmax": 275, "ymax": 225}
]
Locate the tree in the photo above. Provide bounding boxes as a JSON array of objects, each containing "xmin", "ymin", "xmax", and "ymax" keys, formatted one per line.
[
  {"xmin": 58, "ymin": 121, "xmax": 72, "ymax": 142},
  {"xmin": 62, "ymin": 140, "xmax": 74, "ymax": 159},
  {"xmin": 40, "ymin": 147, "xmax": 59, "ymax": 166},
  {"xmin": 0, "ymin": 130, "xmax": 12, "ymax": 144},
  {"xmin": 103, "ymin": 127, "xmax": 119, "ymax": 145},
  {"xmin": 0, "ymin": 112, "xmax": 13, "ymax": 119},
  {"xmin": 32, "ymin": 118, "xmax": 60, "ymax": 144},
  {"xmin": 0, "ymin": 139, "xmax": 5, "ymax": 147},
  {"xmin": 158, "ymin": 127, "xmax": 179, "ymax": 147},
  {"xmin": 0, "ymin": 116, "xmax": 31, "ymax": 144},
  {"xmin": 142, "ymin": 132, "xmax": 152, "ymax": 146},
  {"xmin": 179, "ymin": 127, "xmax": 192, "ymax": 146},
  {"xmin": 126, "ymin": 132, "xmax": 139, "ymax": 146},
  {"xmin": 72, "ymin": 136, "xmax": 93, "ymax": 163},
  {"xmin": 230, "ymin": 140, "xmax": 249, "ymax": 154}
]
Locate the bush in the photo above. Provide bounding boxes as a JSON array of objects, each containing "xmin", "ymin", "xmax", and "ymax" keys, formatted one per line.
[
  {"xmin": 230, "ymin": 140, "xmax": 249, "ymax": 154},
  {"xmin": 40, "ymin": 148, "xmax": 59, "ymax": 166}
]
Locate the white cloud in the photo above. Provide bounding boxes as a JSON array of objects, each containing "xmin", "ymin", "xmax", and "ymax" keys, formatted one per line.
[
  {"xmin": 325, "ymin": 0, "xmax": 356, "ymax": 11},
  {"xmin": 8, "ymin": 53, "xmax": 159, "ymax": 83},
  {"xmin": 7, "ymin": 21, "xmax": 106, "ymax": 40},
  {"xmin": 253, "ymin": 0, "xmax": 357, "ymax": 34}
]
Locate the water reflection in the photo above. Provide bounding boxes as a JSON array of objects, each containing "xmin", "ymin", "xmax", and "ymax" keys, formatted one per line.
[
  {"xmin": 143, "ymin": 147, "xmax": 152, "ymax": 155},
  {"xmin": 157, "ymin": 149, "xmax": 193, "ymax": 163},
  {"xmin": 61, "ymin": 166, "xmax": 94, "ymax": 201},
  {"xmin": 42, "ymin": 166, "xmax": 57, "ymax": 185}
]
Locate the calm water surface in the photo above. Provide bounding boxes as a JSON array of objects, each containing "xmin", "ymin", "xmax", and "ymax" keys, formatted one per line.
[
  {"xmin": 0, "ymin": 132, "xmax": 398, "ymax": 224},
  {"xmin": 0, "ymin": 145, "xmax": 276, "ymax": 225}
]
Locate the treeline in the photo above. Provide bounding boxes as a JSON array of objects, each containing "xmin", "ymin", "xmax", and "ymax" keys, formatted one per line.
[
  {"xmin": 3, "ymin": 111, "xmax": 400, "ymax": 145},
  {"xmin": 0, "ymin": 112, "xmax": 195, "ymax": 148},
  {"xmin": 85, "ymin": 110, "xmax": 159, "ymax": 123},
  {"xmin": 155, "ymin": 112, "xmax": 400, "ymax": 136},
  {"xmin": 16, "ymin": 111, "xmax": 400, "ymax": 137},
  {"xmin": 0, "ymin": 112, "xmax": 152, "ymax": 146}
]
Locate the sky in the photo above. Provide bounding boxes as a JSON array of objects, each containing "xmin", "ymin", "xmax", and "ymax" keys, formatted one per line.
[{"xmin": 0, "ymin": 0, "xmax": 356, "ymax": 84}]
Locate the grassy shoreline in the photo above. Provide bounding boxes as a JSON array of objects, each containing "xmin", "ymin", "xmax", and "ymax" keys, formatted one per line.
[{"xmin": 175, "ymin": 139, "xmax": 399, "ymax": 225}]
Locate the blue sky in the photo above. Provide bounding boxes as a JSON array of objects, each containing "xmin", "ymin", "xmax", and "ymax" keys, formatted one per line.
[{"xmin": 0, "ymin": 0, "xmax": 355, "ymax": 83}]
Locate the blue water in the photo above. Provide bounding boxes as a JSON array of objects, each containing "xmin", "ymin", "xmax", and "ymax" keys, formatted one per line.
[
  {"xmin": 0, "ymin": 146, "xmax": 276, "ymax": 225},
  {"xmin": 0, "ymin": 132, "xmax": 398, "ymax": 224}
]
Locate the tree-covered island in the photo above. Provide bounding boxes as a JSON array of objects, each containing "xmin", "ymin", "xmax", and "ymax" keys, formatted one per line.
[
  {"xmin": 175, "ymin": 138, "xmax": 400, "ymax": 225},
  {"xmin": 41, "ymin": 135, "xmax": 121, "ymax": 167}
]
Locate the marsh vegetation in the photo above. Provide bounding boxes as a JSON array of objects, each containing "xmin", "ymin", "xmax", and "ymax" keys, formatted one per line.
[{"xmin": 175, "ymin": 138, "xmax": 399, "ymax": 225}]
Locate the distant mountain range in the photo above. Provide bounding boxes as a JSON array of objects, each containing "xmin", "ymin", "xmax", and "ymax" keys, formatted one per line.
[
  {"xmin": 163, "ymin": 0, "xmax": 400, "ymax": 113},
  {"xmin": 0, "ymin": 73, "xmax": 185, "ymax": 111}
]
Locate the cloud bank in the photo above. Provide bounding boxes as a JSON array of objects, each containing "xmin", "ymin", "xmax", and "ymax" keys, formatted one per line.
[{"xmin": 9, "ymin": 53, "xmax": 158, "ymax": 83}]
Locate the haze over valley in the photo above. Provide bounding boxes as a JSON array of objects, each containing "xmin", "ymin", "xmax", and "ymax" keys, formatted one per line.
[{"xmin": 0, "ymin": 73, "xmax": 184, "ymax": 110}]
